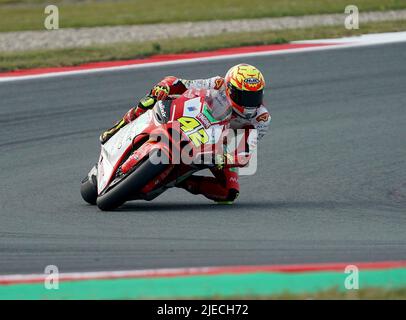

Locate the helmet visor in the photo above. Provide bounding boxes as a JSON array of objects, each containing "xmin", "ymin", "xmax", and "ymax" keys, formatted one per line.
[{"xmin": 229, "ymin": 87, "xmax": 263, "ymax": 108}]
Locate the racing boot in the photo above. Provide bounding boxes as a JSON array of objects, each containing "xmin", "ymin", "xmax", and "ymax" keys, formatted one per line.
[{"xmin": 100, "ymin": 118, "xmax": 127, "ymax": 144}]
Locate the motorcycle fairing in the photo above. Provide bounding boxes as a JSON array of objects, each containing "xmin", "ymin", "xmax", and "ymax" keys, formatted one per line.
[{"xmin": 97, "ymin": 111, "xmax": 152, "ymax": 193}]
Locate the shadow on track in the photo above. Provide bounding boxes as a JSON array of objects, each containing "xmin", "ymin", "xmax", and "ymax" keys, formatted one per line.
[{"xmin": 113, "ymin": 199, "xmax": 399, "ymax": 212}]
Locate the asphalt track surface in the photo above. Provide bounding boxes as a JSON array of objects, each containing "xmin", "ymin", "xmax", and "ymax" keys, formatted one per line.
[{"xmin": 0, "ymin": 42, "xmax": 405, "ymax": 274}]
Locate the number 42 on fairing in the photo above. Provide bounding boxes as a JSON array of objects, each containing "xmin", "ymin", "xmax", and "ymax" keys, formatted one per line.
[{"xmin": 178, "ymin": 116, "xmax": 209, "ymax": 147}]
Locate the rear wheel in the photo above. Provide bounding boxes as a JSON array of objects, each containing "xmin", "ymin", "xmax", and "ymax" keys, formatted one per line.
[{"xmin": 96, "ymin": 150, "xmax": 169, "ymax": 211}]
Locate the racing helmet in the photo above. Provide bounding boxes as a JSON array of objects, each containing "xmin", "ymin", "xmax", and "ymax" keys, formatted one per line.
[{"xmin": 224, "ymin": 64, "xmax": 266, "ymax": 119}]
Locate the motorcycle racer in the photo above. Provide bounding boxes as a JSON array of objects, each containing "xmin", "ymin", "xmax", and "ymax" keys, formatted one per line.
[{"xmin": 100, "ymin": 64, "xmax": 271, "ymax": 204}]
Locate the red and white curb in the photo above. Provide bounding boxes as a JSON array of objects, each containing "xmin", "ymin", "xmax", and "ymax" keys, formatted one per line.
[
  {"xmin": 0, "ymin": 261, "xmax": 405, "ymax": 285},
  {"xmin": 0, "ymin": 31, "xmax": 405, "ymax": 82}
]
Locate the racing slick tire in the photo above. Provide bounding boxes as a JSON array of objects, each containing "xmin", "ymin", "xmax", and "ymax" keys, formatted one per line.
[{"xmin": 80, "ymin": 173, "xmax": 98, "ymax": 205}]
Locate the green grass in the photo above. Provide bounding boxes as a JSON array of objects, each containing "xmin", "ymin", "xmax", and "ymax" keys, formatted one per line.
[
  {"xmin": 1, "ymin": 19, "xmax": 405, "ymax": 72},
  {"xmin": 1, "ymin": 0, "xmax": 406, "ymax": 32},
  {"xmin": 223, "ymin": 287, "xmax": 406, "ymax": 299}
]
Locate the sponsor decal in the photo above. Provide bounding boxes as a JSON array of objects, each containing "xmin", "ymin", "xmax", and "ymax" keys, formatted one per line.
[
  {"xmin": 214, "ymin": 78, "xmax": 224, "ymax": 90},
  {"xmin": 183, "ymin": 97, "xmax": 201, "ymax": 117},
  {"xmin": 158, "ymin": 101, "xmax": 167, "ymax": 118},
  {"xmin": 196, "ymin": 113, "xmax": 211, "ymax": 129},
  {"xmin": 256, "ymin": 112, "xmax": 270, "ymax": 123},
  {"xmin": 244, "ymin": 77, "xmax": 263, "ymax": 90},
  {"xmin": 244, "ymin": 77, "xmax": 260, "ymax": 85}
]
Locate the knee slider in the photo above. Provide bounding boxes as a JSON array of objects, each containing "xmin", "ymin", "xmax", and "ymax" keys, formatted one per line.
[{"xmin": 226, "ymin": 188, "xmax": 239, "ymax": 202}]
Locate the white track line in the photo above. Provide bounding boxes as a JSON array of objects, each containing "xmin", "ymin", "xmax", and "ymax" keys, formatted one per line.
[
  {"xmin": 0, "ymin": 267, "xmax": 212, "ymax": 284},
  {"xmin": 293, "ymin": 31, "xmax": 406, "ymax": 44}
]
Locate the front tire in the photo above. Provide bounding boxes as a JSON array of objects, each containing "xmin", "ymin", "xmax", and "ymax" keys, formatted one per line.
[
  {"xmin": 80, "ymin": 174, "xmax": 97, "ymax": 205},
  {"xmin": 96, "ymin": 150, "xmax": 169, "ymax": 211}
]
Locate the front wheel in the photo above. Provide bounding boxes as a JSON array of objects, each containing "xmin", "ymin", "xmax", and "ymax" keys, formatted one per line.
[
  {"xmin": 96, "ymin": 150, "xmax": 169, "ymax": 211},
  {"xmin": 80, "ymin": 173, "xmax": 97, "ymax": 205}
]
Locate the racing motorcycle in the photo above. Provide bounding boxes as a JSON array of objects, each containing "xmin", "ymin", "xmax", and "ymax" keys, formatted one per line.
[{"xmin": 80, "ymin": 89, "xmax": 250, "ymax": 211}]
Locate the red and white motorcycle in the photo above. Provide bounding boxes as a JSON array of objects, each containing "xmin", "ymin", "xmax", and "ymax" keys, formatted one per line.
[{"xmin": 80, "ymin": 89, "xmax": 250, "ymax": 211}]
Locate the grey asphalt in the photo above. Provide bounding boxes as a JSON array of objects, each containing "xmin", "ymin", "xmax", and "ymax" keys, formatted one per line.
[{"xmin": 0, "ymin": 43, "xmax": 405, "ymax": 274}]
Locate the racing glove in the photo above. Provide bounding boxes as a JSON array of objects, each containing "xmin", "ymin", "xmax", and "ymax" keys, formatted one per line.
[
  {"xmin": 130, "ymin": 82, "xmax": 170, "ymax": 118},
  {"xmin": 150, "ymin": 82, "xmax": 170, "ymax": 101}
]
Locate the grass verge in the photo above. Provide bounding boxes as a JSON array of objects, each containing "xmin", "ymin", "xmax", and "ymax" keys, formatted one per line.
[
  {"xmin": 1, "ymin": 20, "xmax": 405, "ymax": 72},
  {"xmin": 225, "ymin": 287, "xmax": 406, "ymax": 299},
  {"xmin": 1, "ymin": 0, "xmax": 406, "ymax": 32},
  {"xmin": 1, "ymin": 267, "xmax": 405, "ymax": 300}
]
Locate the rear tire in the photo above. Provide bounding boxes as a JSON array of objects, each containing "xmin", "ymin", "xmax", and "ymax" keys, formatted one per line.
[
  {"xmin": 80, "ymin": 175, "xmax": 97, "ymax": 205},
  {"xmin": 96, "ymin": 150, "xmax": 169, "ymax": 211}
]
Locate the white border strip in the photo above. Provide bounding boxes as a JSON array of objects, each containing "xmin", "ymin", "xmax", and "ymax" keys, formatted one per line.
[{"xmin": 0, "ymin": 267, "xmax": 212, "ymax": 283}]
